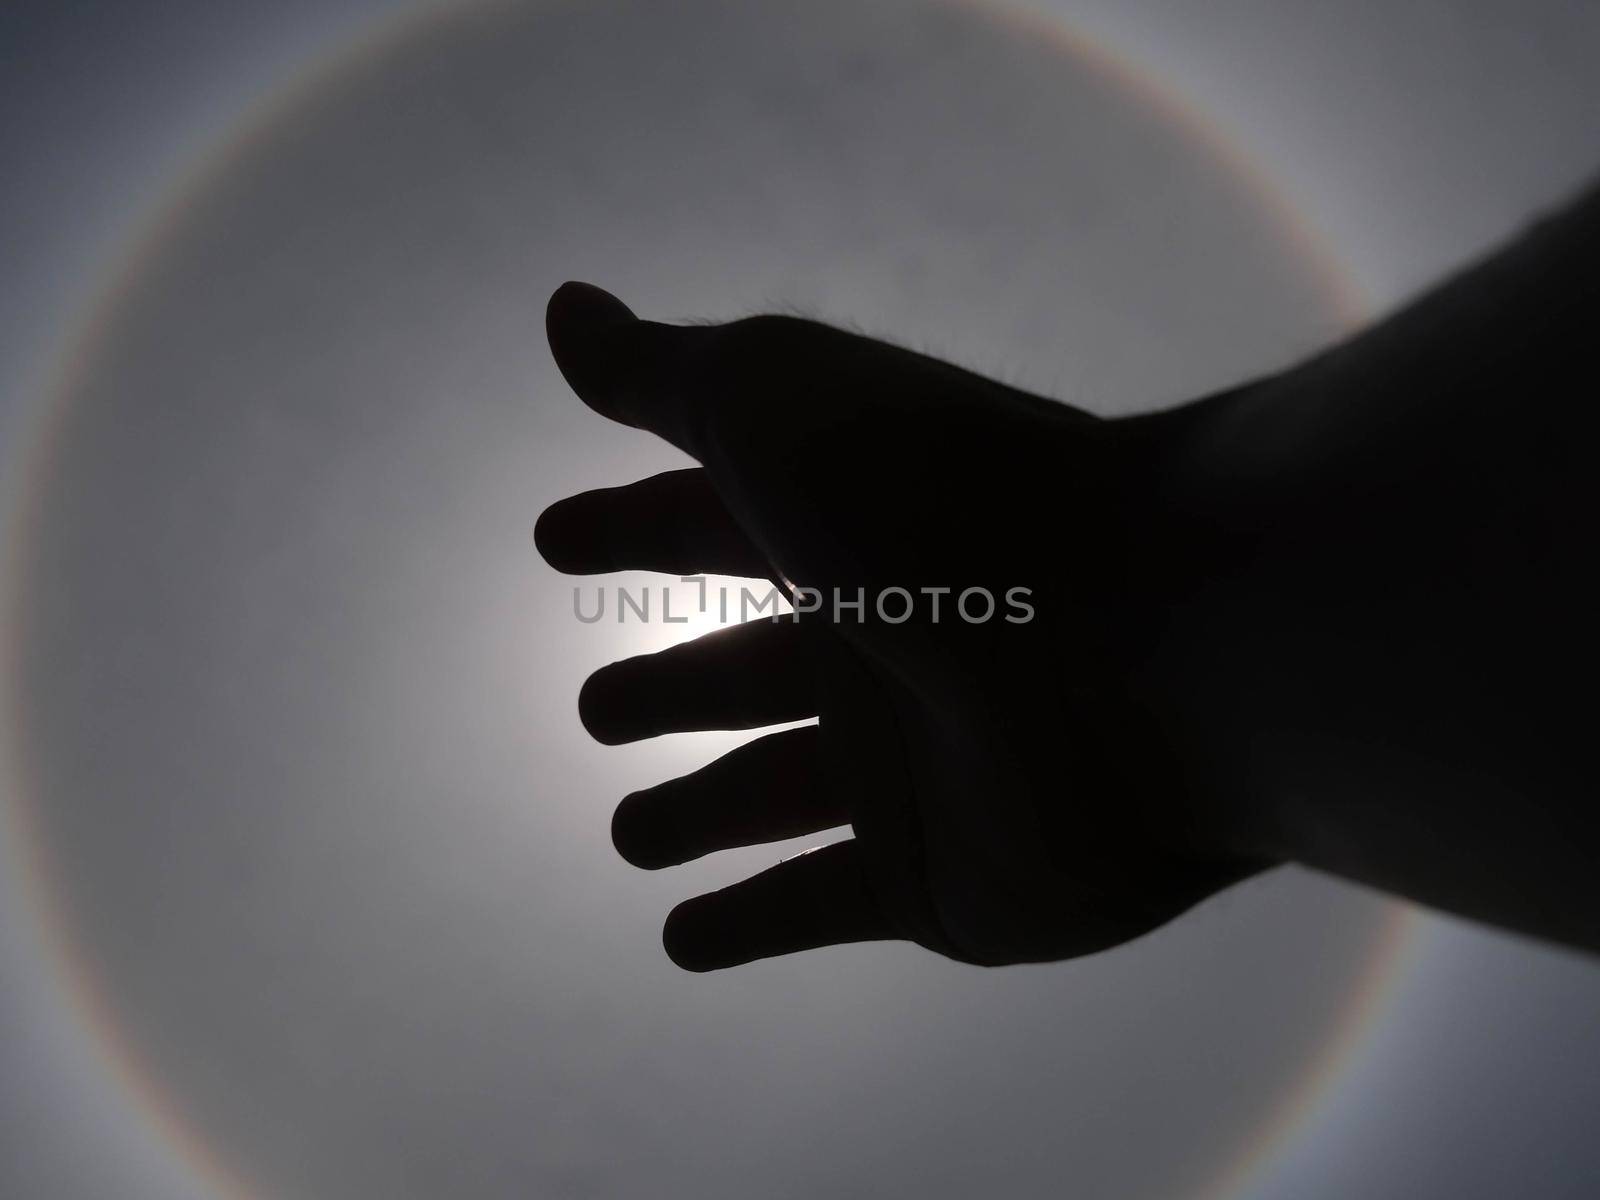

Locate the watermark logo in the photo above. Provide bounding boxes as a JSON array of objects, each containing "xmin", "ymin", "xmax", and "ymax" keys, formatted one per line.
[{"xmin": 572, "ymin": 577, "xmax": 1034, "ymax": 624}]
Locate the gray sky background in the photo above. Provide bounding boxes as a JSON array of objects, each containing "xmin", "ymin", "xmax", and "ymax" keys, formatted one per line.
[{"xmin": 2, "ymin": 3, "xmax": 1599, "ymax": 1199}]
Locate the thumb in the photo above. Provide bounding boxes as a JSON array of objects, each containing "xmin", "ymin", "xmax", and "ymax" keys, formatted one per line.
[{"xmin": 545, "ymin": 280, "xmax": 712, "ymax": 457}]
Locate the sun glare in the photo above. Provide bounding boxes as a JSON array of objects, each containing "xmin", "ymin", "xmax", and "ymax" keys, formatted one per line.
[{"xmin": 604, "ymin": 573, "xmax": 793, "ymax": 658}]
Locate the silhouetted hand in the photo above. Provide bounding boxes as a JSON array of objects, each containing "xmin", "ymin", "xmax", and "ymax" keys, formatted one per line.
[
  {"xmin": 536, "ymin": 283, "xmax": 1269, "ymax": 970},
  {"xmin": 537, "ymin": 183, "xmax": 1600, "ymax": 970}
]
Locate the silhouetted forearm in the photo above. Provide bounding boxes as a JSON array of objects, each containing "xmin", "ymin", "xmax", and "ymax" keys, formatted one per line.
[{"xmin": 1142, "ymin": 182, "xmax": 1598, "ymax": 951}]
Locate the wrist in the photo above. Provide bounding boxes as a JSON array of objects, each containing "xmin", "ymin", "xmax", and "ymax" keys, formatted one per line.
[{"xmin": 1111, "ymin": 372, "xmax": 1310, "ymax": 865}]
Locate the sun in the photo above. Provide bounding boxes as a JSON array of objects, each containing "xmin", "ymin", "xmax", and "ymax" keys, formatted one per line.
[{"xmin": 606, "ymin": 572, "xmax": 794, "ymax": 658}]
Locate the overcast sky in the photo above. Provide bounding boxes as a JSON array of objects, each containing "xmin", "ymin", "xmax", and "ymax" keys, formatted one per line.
[{"xmin": 3, "ymin": 3, "xmax": 1599, "ymax": 1199}]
